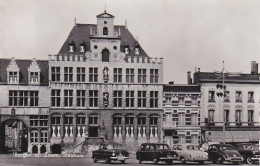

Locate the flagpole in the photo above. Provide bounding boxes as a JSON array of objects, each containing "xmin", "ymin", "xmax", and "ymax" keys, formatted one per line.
[{"xmin": 222, "ymin": 61, "xmax": 225, "ymax": 144}]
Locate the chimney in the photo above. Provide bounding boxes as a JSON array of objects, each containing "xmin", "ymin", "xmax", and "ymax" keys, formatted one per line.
[
  {"xmin": 169, "ymin": 81, "xmax": 174, "ymax": 85},
  {"xmin": 251, "ymin": 61, "xmax": 258, "ymax": 74},
  {"xmin": 187, "ymin": 71, "xmax": 192, "ymax": 84}
]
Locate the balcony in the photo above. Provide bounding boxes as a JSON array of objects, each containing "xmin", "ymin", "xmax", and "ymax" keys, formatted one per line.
[{"xmin": 162, "ymin": 121, "xmax": 177, "ymax": 129}]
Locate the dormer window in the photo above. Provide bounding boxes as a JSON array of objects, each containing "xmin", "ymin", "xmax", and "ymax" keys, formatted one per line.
[
  {"xmin": 9, "ymin": 72, "xmax": 18, "ymax": 83},
  {"xmin": 135, "ymin": 48, "xmax": 140, "ymax": 55},
  {"xmin": 103, "ymin": 27, "xmax": 108, "ymax": 35},
  {"xmin": 125, "ymin": 48, "xmax": 129, "ymax": 54},
  {"xmin": 80, "ymin": 46, "xmax": 85, "ymax": 53},
  {"xmin": 69, "ymin": 45, "xmax": 74, "ymax": 53},
  {"xmin": 7, "ymin": 57, "xmax": 20, "ymax": 84},
  {"xmin": 30, "ymin": 72, "xmax": 39, "ymax": 84}
]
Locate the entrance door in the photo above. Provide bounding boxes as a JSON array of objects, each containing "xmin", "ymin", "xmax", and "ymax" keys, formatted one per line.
[
  {"xmin": 88, "ymin": 127, "xmax": 99, "ymax": 137},
  {"xmin": 0, "ymin": 119, "xmax": 28, "ymax": 153}
]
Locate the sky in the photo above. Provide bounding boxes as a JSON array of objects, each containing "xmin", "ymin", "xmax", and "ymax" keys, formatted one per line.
[{"xmin": 1, "ymin": 0, "xmax": 260, "ymax": 84}]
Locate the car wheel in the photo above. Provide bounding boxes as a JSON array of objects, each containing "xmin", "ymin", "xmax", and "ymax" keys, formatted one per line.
[
  {"xmin": 217, "ymin": 156, "xmax": 224, "ymax": 164},
  {"xmin": 138, "ymin": 158, "xmax": 142, "ymax": 164},
  {"xmin": 93, "ymin": 157, "xmax": 97, "ymax": 163},
  {"xmin": 247, "ymin": 157, "xmax": 253, "ymax": 164},
  {"xmin": 180, "ymin": 157, "xmax": 186, "ymax": 164},
  {"xmin": 166, "ymin": 160, "xmax": 173, "ymax": 165},
  {"xmin": 199, "ymin": 161, "xmax": 204, "ymax": 165},
  {"xmin": 153, "ymin": 158, "xmax": 159, "ymax": 165},
  {"xmin": 121, "ymin": 160, "xmax": 125, "ymax": 164},
  {"xmin": 105, "ymin": 157, "xmax": 111, "ymax": 164}
]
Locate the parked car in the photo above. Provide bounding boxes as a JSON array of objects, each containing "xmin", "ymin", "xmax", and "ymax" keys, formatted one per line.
[
  {"xmin": 208, "ymin": 144, "xmax": 243, "ymax": 164},
  {"xmin": 136, "ymin": 143, "xmax": 178, "ymax": 165},
  {"xmin": 92, "ymin": 143, "xmax": 130, "ymax": 164},
  {"xmin": 172, "ymin": 144, "xmax": 208, "ymax": 165},
  {"xmin": 234, "ymin": 143, "xmax": 260, "ymax": 164}
]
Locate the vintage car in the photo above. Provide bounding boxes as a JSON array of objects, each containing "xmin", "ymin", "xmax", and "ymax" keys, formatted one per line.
[
  {"xmin": 208, "ymin": 144, "xmax": 243, "ymax": 164},
  {"xmin": 136, "ymin": 143, "xmax": 178, "ymax": 165},
  {"xmin": 234, "ymin": 143, "xmax": 260, "ymax": 164},
  {"xmin": 92, "ymin": 143, "xmax": 130, "ymax": 164},
  {"xmin": 172, "ymin": 144, "xmax": 208, "ymax": 165}
]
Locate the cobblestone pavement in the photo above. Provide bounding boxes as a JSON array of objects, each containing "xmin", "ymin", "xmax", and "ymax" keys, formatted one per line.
[{"xmin": 0, "ymin": 153, "xmax": 258, "ymax": 166}]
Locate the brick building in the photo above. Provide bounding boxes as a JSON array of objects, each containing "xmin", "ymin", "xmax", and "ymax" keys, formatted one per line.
[
  {"xmin": 162, "ymin": 81, "xmax": 201, "ymax": 147},
  {"xmin": 0, "ymin": 11, "xmax": 164, "ymax": 153}
]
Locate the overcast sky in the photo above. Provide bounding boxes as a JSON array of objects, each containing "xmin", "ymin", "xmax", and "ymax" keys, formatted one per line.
[{"xmin": 1, "ymin": 0, "xmax": 260, "ymax": 84}]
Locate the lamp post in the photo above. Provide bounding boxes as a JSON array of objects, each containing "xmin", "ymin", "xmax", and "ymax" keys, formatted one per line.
[{"xmin": 215, "ymin": 61, "xmax": 241, "ymax": 144}]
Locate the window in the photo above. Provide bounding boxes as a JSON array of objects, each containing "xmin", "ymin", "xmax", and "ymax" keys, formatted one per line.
[
  {"xmin": 51, "ymin": 115, "xmax": 61, "ymax": 125},
  {"xmin": 236, "ymin": 91, "xmax": 242, "ymax": 102},
  {"xmin": 138, "ymin": 69, "xmax": 146, "ymax": 83},
  {"xmin": 113, "ymin": 91, "xmax": 122, "ymax": 107},
  {"xmin": 225, "ymin": 110, "xmax": 229, "ymax": 124},
  {"xmin": 31, "ymin": 130, "xmax": 38, "ymax": 143},
  {"xmin": 138, "ymin": 91, "xmax": 146, "ymax": 107},
  {"xmin": 150, "ymin": 116, "xmax": 158, "ymax": 125},
  {"xmin": 126, "ymin": 91, "xmax": 134, "ymax": 107},
  {"xmin": 64, "ymin": 90, "xmax": 73, "ymax": 107},
  {"xmin": 89, "ymin": 115, "xmax": 99, "ymax": 125},
  {"xmin": 235, "ymin": 110, "xmax": 242, "ymax": 123},
  {"xmin": 150, "ymin": 69, "xmax": 159, "ymax": 83},
  {"xmin": 165, "ymin": 94, "xmax": 172, "ymax": 104},
  {"xmin": 89, "ymin": 68, "xmax": 98, "ymax": 82},
  {"xmin": 138, "ymin": 116, "xmax": 146, "ymax": 125},
  {"xmin": 77, "ymin": 67, "xmax": 85, "ymax": 82},
  {"xmin": 113, "ymin": 68, "xmax": 122, "ymax": 83},
  {"xmin": 77, "ymin": 90, "xmax": 85, "ymax": 107},
  {"xmin": 126, "ymin": 115, "xmax": 134, "ymax": 125},
  {"xmin": 40, "ymin": 130, "xmax": 48, "ymax": 143},
  {"xmin": 150, "ymin": 91, "xmax": 158, "ymax": 108},
  {"xmin": 30, "ymin": 91, "xmax": 39, "ymax": 106},
  {"xmin": 224, "ymin": 91, "xmax": 230, "ymax": 102},
  {"xmin": 102, "ymin": 49, "xmax": 109, "ymax": 62},
  {"xmin": 64, "ymin": 67, "xmax": 73, "ymax": 82},
  {"xmin": 126, "ymin": 68, "xmax": 134, "ymax": 83},
  {"xmin": 113, "ymin": 116, "xmax": 122, "ymax": 125},
  {"xmin": 51, "ymin": 90, "xmax": 61, "ymax": 107},
  {"xmin": 9, "ymin": 72, "xmax": 18, "ymax": 83},
  {"xmin": 208, "ymin": 110, "xmax": 215, "ymax": 122},
  {"xmin": 178, "ymin": 113, "xmax": 185, "ymax": 125},
  {"xmin": 30, "ymin": 72, "xmax": 39, "ymax": 83},
  {"xmin": 208, "ymin": 91, "xmax": 215, "ymax": 102},
  {"xmin": 9, "ymin": 91, "xmax": 38, "ymax": 106},
  {"xmin": 51, "ymin": 67, "xmax": 60, "ymax": 81},
  {"xmin": 191, "ymin": 113, "xmax": 198, "ymax": 125},
  {"xmin": 89, "ymin": 90, "xmax": 98, "ymax": 107},
  {"xmin": 248, "ymin": 92, "xmax": 254, "ymax": 103},
  {"xmin": 30, "ymin": 115, "xmax": 48, "ymax": 127},
  {"xmin": 103, "ymin": 27, "xmax": 108, "ymax": 35},
  {"xmin": 248, "ymin": 110, "xmax": 254, "ymax": 125}
]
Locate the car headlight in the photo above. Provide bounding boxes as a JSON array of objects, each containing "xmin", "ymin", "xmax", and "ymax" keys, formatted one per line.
[{"xmin": 112, "ymin": 152, "xmax": 115, "ymax": 156}]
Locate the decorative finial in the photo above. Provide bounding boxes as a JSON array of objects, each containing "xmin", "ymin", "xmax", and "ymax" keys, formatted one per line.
[
  {"xmin": 136, "ymin": 36, "xmax": 138, "ymax": 41},
  {"xmin": 74, "ymin": 17, "xmax": 77, "ymax": 26},
  {"xmin": 125, "ymin": 19, "xmax": 127, "ymax": 28},
  {"xmin": 104, "ymin": 3, "xmax": 106, "ymax": 13},
  {"xmin": 118, "ymin": 27, "xmax": 121, "ymax": 37}
]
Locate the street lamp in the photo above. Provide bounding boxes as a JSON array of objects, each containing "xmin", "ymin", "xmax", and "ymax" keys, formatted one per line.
[{"xmin": 215, "ymin": 61, "xmax": 241, "ymax": 144}]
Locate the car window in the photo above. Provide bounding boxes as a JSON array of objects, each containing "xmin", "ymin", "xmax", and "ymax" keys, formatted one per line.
[
  {"xmin": 150, "ymin": 145, "xmax": 155, "ymax": 150},
  {"xmin": 141, "ymin": 145, "xmax": 146, "ymax": 151},
  {"xmin": 172, "ymin": 146, "xmax": 177, "ymax": 150},
  {"xmin": 177, "ymin": 145, "xmax": 182, "ymax": 150},
  {"xmin": 209, "ymin": 146, "xmax": 217, "ymax": 151},
  {"xmin": 244, "ymin": 145, "xmax": 259, "ymax": 151},
  {"xmin": 220, "ymin": 145, "xmax": 234, "ymax": 150}
]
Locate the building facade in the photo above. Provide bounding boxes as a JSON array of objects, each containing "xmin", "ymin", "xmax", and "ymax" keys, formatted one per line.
[
  {"xmin": 193, "ymin": 62, "xmax": 260, "ymax": 143},
  {"xmin": 162, "ymin": 83, "xmax": 201, "ymax": 147},
  {"xmin": 0, "ymin": 11, "xmax": 164, "ymax": 153}
]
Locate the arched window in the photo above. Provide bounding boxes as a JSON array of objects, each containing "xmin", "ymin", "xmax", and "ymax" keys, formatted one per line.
[
  {"xmin": 40, "ymin": 145, "xmax": 46, "ymax": 153},
  {"xmin": 32, "ymin": 145, "xmax": 38, "ymax": 154},
  {"xmin": 103, "ymin": 27, "xmax": 108, "ymax": 35},
  {"xmin": 102, "ymin": 48, "xmax": 109, "ymax": 62}
]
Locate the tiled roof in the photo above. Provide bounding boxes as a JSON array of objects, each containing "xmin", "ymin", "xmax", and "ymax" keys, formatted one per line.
[
  {"xmin": 0, "ymin": 59, "xmax": 49, "ymax": 85},
  {"xmin": 163, "ymin": 84, "xmax": 201, "ymax": 92},
  {"xmin": 58, "ymin": 24, "xmax": 149, "ymax": 57}
]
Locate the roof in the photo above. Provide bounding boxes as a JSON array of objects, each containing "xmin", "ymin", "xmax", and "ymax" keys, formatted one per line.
[
  {"xmin": 0, "ymin": 58, "xmax": 49, "ymax": 85},
  {"xmin": 163, "ymin": 84, "xmax": 201, "ymax": 92},
  {"xmin": 58, "ymin": 24, "xmax": 149, "ymax": 57},
  {"xmin": 96, "ymin": 11, "xmax": 114, "ymax": 18},
  {"xmin": 193, "ymin": 72, "xmax": 260, "ymax": 84}
]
